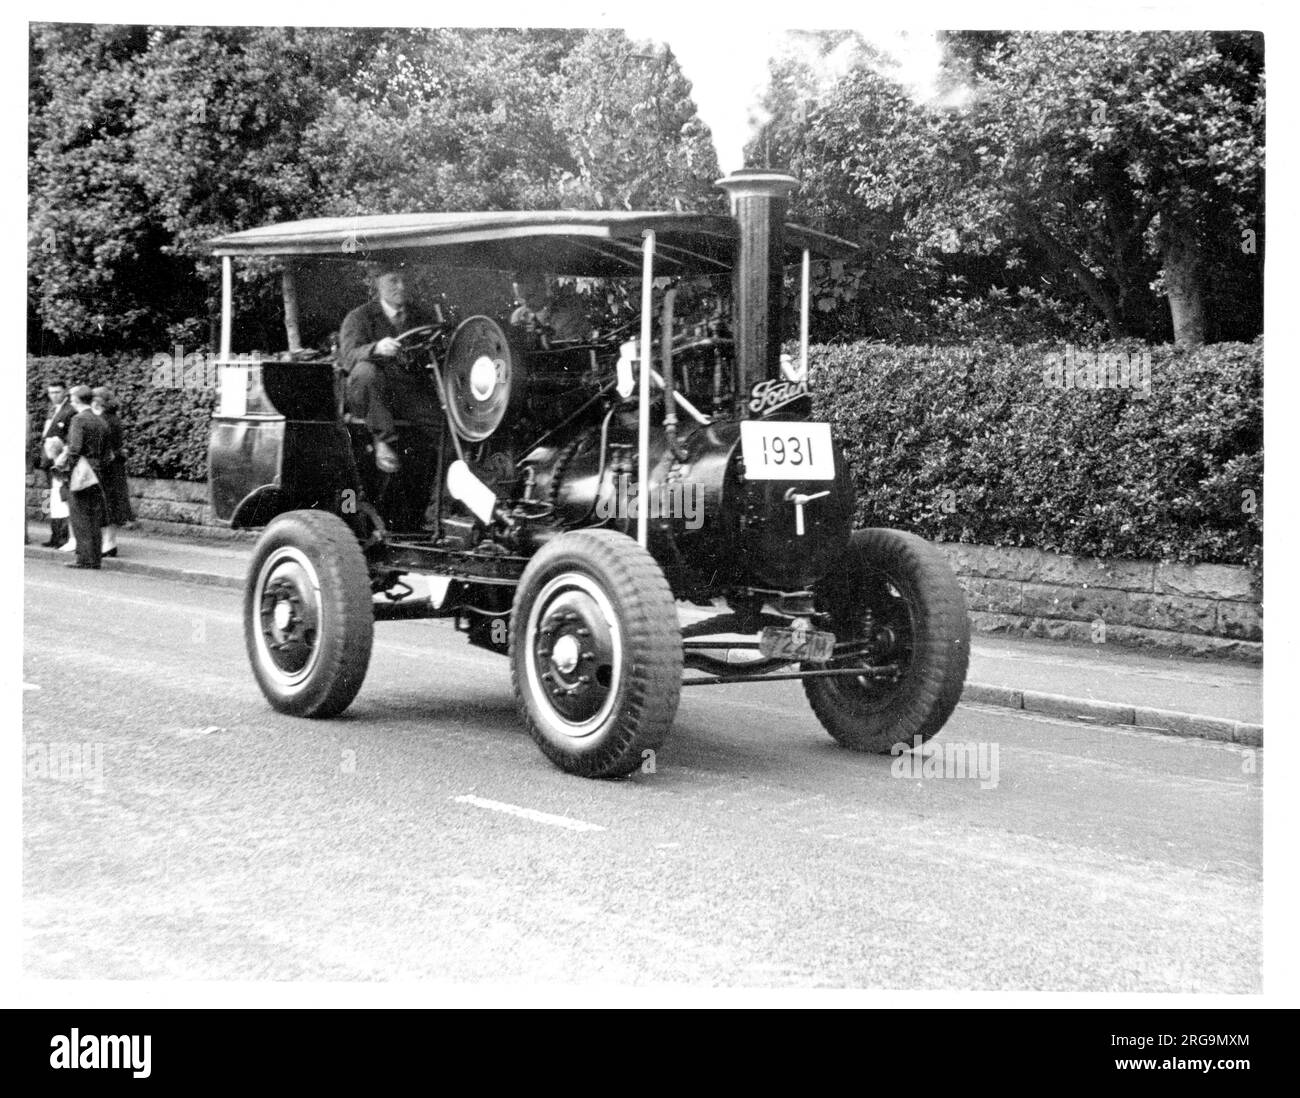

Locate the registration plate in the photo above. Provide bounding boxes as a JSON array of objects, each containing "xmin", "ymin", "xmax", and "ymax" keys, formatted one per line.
[
  {"xmin": 739, "ymin": 421, "xmax": 834, "ymax": 480},
  {"xmin": 759, "ymin": 626, "xmax": 837, "ymax": 663}
]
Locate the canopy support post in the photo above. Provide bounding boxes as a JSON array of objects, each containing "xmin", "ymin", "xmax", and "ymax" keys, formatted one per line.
[
  {"xmin": 220, "ymin": 256, "xmax": 232, "ymax": 360},
  {"xmin": 638, "ymin": 231, "xmax": 655, "ymax": 549},
  {"xmin": 282, "ymin": 264, "xmax": 302, "ymax": 353},
  {"xmin": 800, "ymin": 247, "xmax": 811, "ymax": 379}
]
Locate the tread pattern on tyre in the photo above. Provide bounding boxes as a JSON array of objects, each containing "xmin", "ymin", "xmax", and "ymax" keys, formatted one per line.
[
  {"xmin": 244, "ymin": 509, "xmax": 374, "ymax": 718},
  {"xmin": 804, "ymin": 527, "xmax": 970, "ymax": 753},
  {"xmin": 510, "ymin": 529, "xmax": 682, "ymax": 779}
]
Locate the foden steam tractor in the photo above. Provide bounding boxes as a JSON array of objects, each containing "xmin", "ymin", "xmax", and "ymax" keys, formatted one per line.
[{"xmin": 207, "ymin": 171, "xmax": 970, "ymax": 778}]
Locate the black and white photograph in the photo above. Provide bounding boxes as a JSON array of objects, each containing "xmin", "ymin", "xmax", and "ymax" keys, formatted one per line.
[{"xmin": 10, "ymin": 0, "xmax": 1294, "ymax": 1049}]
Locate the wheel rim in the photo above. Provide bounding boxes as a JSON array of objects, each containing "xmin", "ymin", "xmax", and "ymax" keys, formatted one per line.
[
  {"xmin": 253, "ymin": 546, "xmax": 323, "ymax": 689},
  {"xmin": 524, "ymin": 572, "xmax": 623, "ymax": 738},
  {"xmin": 829, "ymin": 575, "xmax": 917, "ymax": 707}
]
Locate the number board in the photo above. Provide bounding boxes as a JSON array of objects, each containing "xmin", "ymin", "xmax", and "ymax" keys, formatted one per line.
[{"xmin": 739, "ymin": 421, "xmax": 835, "ymax": 481}]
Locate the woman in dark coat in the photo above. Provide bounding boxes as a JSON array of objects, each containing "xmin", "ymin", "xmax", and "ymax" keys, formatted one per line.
[{"xmin": 91, "ymin": 386, "xmax": 134, "ymax": 556}]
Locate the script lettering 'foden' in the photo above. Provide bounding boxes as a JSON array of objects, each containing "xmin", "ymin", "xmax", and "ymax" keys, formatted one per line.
[{"xmin": 748, "ymin": 378, "xmax": 809, "ymax": 416}]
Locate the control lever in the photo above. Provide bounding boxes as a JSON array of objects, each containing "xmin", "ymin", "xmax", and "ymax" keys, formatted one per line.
[{"xmin": 784, "ymin": 488, "xmax": 830, "ymax": 537}]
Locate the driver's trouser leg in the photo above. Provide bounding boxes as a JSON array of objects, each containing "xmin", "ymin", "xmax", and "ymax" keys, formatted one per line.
[
  {"xmin": 345, "ymin": 360, "xmax": 400, "ymax": 446},
  {"xmin": 370, "ymin": 428, "xmax": 438, "ymax": 531},
  {"xmin": 389, "ymin": 428, "xmax": 440, "ymax": 531},
  {"xmin": 346, "ymin": 360, "xmax": 442, "ymax": 529}
]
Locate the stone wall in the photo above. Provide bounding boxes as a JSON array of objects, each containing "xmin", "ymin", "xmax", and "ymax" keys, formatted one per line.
[
  {"xmin": 24, "ymin": 473, "xmax": 249, "ymax": 542},
  {"xmin": 940, "ymin": 543, "xmax": 1261, "ymax": 662},
  {"xmin": 25, "ymin": 474, "xmax": 1262, "ymax": 659}
]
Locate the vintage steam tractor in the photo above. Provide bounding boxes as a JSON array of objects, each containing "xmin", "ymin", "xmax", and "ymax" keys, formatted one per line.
[{"xmin": 206, "ymin": 171, "xmax": 970, "ymax": 778}]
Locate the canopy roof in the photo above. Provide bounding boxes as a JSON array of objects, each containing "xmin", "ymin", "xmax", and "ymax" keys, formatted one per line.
[{"xmin": 207, "ymin": 210, "xmax": 857, "ymax": 276}]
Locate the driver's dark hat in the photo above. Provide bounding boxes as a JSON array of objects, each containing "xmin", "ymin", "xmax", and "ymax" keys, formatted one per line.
[{"xmin": 365, "ymin": 258, "xmax": 406, "ymax": 278}]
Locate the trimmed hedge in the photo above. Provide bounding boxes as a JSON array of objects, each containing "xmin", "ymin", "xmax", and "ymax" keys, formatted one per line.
[
  {"xmin": 808, "ymin": 339, "xmax": 1262, "ymax": 567},
  {"xmin": 26, "ymin": 339, "xmax": 1263, "ymax": 566},
  {"xmin": 27, "ymin": 352, "xmax": 217, "ymax": 482}
]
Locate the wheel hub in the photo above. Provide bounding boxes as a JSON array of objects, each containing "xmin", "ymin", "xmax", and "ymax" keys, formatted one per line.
[
  {"xmin": 529, "ymin": 577, "xmax": 620, "ymax": 731},
  {"xmin": 871, "ymin": 623, "xmax": 898, "ymax": 654},
  {"xmin": 822, "ymin": 578, "xmax": 915, "ymax": 698},
  {"xmin": 551, "ymin": 633, "xmax": 581, "ymax": 674},
  {"xmin": 469, "ymin": 355, "xmax": 498, "ymax": 401},
  {"xmin": 256, "ymin": 552, "xmax": 321, "ymax": 681}
]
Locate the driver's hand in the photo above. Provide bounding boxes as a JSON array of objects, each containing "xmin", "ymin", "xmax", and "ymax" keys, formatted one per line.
[{"xmin": 374, "ymin": 336, "xmax": 401, "ymax": 357}]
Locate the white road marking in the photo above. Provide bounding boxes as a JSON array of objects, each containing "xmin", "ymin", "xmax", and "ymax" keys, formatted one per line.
[
  {"xmin": 23, "ymin": 683, "xmax": 40, "ymax": 691},
  {"xmin": 175, "ymin": 726, "xmax": 226, "ymax": 738},
  {"xmin": 453, "ymin": 794, "xmax": 605, "ymax": 833}
]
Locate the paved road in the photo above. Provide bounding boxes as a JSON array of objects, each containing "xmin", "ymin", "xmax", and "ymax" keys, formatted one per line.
[{"xmin": 23, "ymin": 559, "xmax": 1261, "ymax": 989}]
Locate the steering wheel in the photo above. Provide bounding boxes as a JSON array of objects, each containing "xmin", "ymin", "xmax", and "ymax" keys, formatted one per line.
[
  {"xmin": 394, "ymin": 324, "xmax": 441, "ymax": 348},
  {"xmin": 392, "ymin": 324, "xmax": 449, "ymax": 366}
]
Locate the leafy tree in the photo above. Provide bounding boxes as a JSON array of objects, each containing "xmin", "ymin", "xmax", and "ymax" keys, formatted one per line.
[
  {"xmin": 761, "ymin": 30, "xmax": 1263, "ymax": 345},
  {"xmin": 130, "ymin": 26, "xmax": 397, "ymax": 347},
  {"xmin": 28, "ymin": 25, "xmax": 395, "ymax": 351},
  {"xmin": 302, "ymin": 29, "xmax": 585, "ymax": 215},
  {"xmin": 943, "ymin": 31, "xmax": 1262, "ymax": 346},
  {"xmin": 28, "ymin": 25, "xmax": 723, "ymax": 352},
  {"xmin": 554, "ymin": 31, "xmax": 721, "ymax": 211},
  {"xmin": 28, "ymin": 24, "xmax": 158, "ymax": 350},
  {"xmin": 304, "ymin": 28, "xmax": 719, "ymax": 215}
]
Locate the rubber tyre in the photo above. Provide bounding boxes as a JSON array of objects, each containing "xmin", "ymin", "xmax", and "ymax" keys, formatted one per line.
[
  {"xmin": 804, "ymin": 528, "xmax": 969, "ymax": 753},
  {"xmin": 244, "ymin": 509, "xmax": 374, "ymax": 717},
  {"xmin": 510, "ymin": 530, "xmax": 682, "ymax": 778}
]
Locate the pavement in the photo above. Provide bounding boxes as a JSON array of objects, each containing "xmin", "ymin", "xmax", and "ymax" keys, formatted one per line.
[{"xmin": 24, "ymin": 521, "xmax": 1263, "ymax": 745}]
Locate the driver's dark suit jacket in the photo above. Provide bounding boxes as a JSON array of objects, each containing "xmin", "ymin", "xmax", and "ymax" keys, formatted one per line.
[{"xmin": 338, "ymin": 298, "xmax": 441, "ymax": 444}]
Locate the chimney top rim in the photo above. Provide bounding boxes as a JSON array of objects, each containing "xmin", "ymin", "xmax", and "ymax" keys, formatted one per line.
[{"xmin": 715, "ymin": 170, "xmax": 798, "ymax": 198}]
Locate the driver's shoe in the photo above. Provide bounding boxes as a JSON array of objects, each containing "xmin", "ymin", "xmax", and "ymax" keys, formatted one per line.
[{"xmin": 375, "ymin": 440, "xmax": 401, "ymax": 474}]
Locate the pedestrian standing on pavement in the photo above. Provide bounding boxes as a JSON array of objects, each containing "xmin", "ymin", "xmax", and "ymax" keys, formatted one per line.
[
  {"xmin": 52, "ymin": 385, "xmax": 110, "ymax": 570},
  {"xmin": 37, "ymin": 381, "xmax": 75, "ymax": 548},
  {"xmin": 91, "ymin": 386, "xmax": 133, "ymax": 558}
]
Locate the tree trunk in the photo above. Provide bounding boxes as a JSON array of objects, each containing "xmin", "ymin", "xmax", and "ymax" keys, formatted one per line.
[
  {"xmin": 1162, "ymin": 225, "xmax": 1206, "ymax": 348},
  {"xmin": 1023, "ymin": 217, "xmax": 1124, "ymax": 337}
]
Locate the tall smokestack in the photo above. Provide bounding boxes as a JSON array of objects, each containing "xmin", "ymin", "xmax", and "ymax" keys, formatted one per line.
[{"xmin": 716, "ymin": 169, "xmax": 797, "ymax": 417}]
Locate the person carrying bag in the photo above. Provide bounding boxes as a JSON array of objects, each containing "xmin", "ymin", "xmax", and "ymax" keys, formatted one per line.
[
  {"xmin": 52, "ymin": 386, "xmax": 111, "ymax": 569},
  {"xmin": 69, "ymin": 455, "xmax": 99, "ymax": 492}
]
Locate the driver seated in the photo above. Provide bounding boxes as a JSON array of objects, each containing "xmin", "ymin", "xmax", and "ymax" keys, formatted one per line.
[
  {"xmin": 339, "ymin": 260, "xmax": 441, "ymax": 471},
  {"xmin": 509, "ymin": 270, "xmax": 591, "ymax": 346},
  {"xmin": 338, "ymin": 260, "xmax": 443, "ymax": 530}
]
